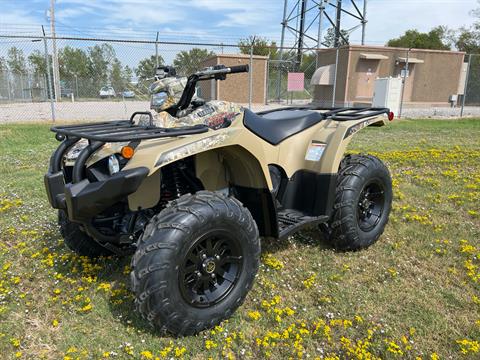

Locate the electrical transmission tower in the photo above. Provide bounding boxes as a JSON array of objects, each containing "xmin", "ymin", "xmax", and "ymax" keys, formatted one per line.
[{"xmin": 278, "ymin": 0, "xmax": 368, "ymax": 68}]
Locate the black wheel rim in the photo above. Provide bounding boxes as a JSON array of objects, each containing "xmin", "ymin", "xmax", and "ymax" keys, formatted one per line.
[
  {"xmin": 357, "ymin": 180, "xmax": 385, "ymax": 232},
  {"xmin": 179, "ymin": 230, "xmax": 243, "ymax": 308}
]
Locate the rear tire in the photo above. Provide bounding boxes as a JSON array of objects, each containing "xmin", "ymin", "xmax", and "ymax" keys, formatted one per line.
[
  {"xmin": 58, "ymin": 210, "xmax": 113, "ymax": 258},
  {"xmin": 130, "ymin": 191, "xmax": 260, "ymax": 336},
  {"xmin": 322, "ymin": 154, "xmax": 392, "ymax": 250}
]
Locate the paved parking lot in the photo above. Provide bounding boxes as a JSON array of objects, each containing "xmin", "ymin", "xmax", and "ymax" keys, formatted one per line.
[{"xmin": 1, "ymin": 100, "xmax": 479, "ymax": 123}]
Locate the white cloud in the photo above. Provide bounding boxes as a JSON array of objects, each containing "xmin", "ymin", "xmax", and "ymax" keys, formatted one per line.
[
  {"xmin": 0, "ymin": 8, "xmax": 43, "ymax": 26},
  {"xmin": 56, "ymin": 6, "xmax": 94, "ymax": 21},
  {"xmin": 217, "ymin": 11, "xmax": 278, "ymax": 29},
  {"xmin": 57, "ymin": 0, "xmax": 184, "ymax": 26},
  {"xmin": 2, "ymin": 0, "xmax": 479, "ymax": 47},
  {"xmin": 338, "ymin": 0, "xmax": 478, "ymax": 45},
  {"xmin": 187, "ymin": 0, "xmax": 260, "ymax": 11}
]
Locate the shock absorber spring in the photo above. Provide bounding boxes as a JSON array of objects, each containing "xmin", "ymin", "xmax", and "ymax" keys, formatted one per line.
[
  {"xmin": 171, "ymin": 162, "xmax": 189, "ymax": 197},
  {"xmin": 159, "ymin": 161, "xmax": 190, "ymax": 207}
]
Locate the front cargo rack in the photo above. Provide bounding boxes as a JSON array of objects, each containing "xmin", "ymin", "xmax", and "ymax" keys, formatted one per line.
[
  {"xmin": 257, "ymin": 106, "xmax": 391, "ymax": 121},
  {"xmin": 51, "ymin": 112, "xmax": 209, "ymax": 142}
]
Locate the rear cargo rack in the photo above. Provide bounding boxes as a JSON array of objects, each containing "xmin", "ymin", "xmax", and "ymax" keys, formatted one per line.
[
  {"xmin": 51, "ymin": 120, "xmax": 209, "ymax": 142},
  {"xmin": 326, "ymin": 107, "xmax": 390, "ymax": 120},
  {"xmin": 257, "ymin": 106, "xmax": 390, "ymax": 121}
]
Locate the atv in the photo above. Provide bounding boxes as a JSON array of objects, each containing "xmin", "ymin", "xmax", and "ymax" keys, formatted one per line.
[{"xmin": 44, "ymin": 64, "xmax": 394, "ymax": 336}]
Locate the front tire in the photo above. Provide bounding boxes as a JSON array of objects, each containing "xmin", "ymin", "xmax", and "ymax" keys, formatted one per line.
[
  {"xmin": 131, "ymin": 191, "xmax": 260, "ymax": 336},
  {"xmin": 322, "ymin": 154, "xmax": 392, "ymax": 250},
  {"xmin": 58, "ymin": 210, "xmax": 113, "ymax": 257}
]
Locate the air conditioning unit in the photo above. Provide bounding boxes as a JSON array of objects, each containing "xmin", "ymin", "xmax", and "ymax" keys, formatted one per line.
[{"xmin": 372, "ymin": 77, "xmax": 402, "ymax": 114}]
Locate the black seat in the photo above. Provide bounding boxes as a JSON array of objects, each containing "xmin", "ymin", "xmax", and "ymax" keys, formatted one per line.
[{"xmin": 244, "ymin": 109, "xmax": 323, "ymax": 145}]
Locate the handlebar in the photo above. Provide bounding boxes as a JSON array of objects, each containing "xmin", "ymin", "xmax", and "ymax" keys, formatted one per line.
[
  {"xmin": 228, "ymin": 65, "xmax": 249, "ymax": 74},
  {"xmin": 174, "ymin": 64, "xmax": 249, "ymax": 112},
  {"xmin": 195, "ymin": 64, "xmax": 249, "ymax": 78}
]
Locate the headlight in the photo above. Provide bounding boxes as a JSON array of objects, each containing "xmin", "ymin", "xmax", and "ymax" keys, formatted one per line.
[
  {"xmin": 150, "ymin": 91, "xmax": 168, "ymax": 109},
  {"xmin": 108, "ymin": 154, "xmax": 120, "ymax": 175}
]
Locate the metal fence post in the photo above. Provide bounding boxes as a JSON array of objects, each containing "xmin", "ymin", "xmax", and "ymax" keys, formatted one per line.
[
  {"xmin": 461, "ymin": 54, "xmax": 472, "ymax": 118},
  {"xmin": 6, "ymin": 70, "xmax": 12, "ymax": 101},
  {"xmin": 42, "ymin": 26, "xmax": 56, "ymax": 122},
  {"xmin": 332, "ymin": 47, "xmax": 339, "ymax": 107},
  {"xmin": 249, "ymin": 42, "xmax": 254, "ymax": 110},
  {"xmin": 155, "ymin": 32, "xmax": 160, "ymax": 68},
  {"xmin": 399, "ymin": 47, "xmax": 411, "ymax": 119},
  {"xmin": 265, "ymin": 55, "xmax": 270, "ymax": 105},
  {"xmin": 74, "ymin": 74, "xmax": 79, "ymax": 98}
]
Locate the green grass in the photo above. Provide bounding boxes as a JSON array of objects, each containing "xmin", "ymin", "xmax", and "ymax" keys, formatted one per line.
[{"xmin": 0, "ymin": 119, "xmax": 479, "ymax": 359}]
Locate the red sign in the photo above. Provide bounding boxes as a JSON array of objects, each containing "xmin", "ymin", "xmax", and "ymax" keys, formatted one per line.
[{"xmin": 287, "ymin": 72, "xmax": 305, "ymax": 92}]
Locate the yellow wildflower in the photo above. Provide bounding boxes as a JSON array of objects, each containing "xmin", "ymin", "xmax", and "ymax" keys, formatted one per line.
[
  {"xmin": 302, "ymin": 274, "xmax": 316, "ymax": 289},
  {"xmin": 456, "ymin": 339, "xmax": 480, "ymax": 354},
  {"xmin": 140, "ymin": 350, "xmax": 153, "ymax": 359},
  {"xmin": 80, "ymin": 303, "xmax": 92, "ymax": 312},
  {"xmin": 248, "ymin": 310, "xmax": 261, "ymax": 321},
  {"xmin": 262, "ymin": 254, "xmax": 284, "ymax": 270},
  {"xmin": 174, "ymin": 346, "xmax": 186, "ymax": 358},
  {"xmin": 205, "ymin": 340, "xmax": 217, "ymax": 350}
]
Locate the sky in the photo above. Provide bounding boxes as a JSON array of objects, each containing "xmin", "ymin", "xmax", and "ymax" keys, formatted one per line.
[{"xmin": 0, "ymin": 0, "xmax": 478, "ymax": 46}]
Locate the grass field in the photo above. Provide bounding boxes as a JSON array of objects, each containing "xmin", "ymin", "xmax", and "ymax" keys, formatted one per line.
[{"xmin": 0, "ymin": 119, "xmax": 479, "ymax": 360}]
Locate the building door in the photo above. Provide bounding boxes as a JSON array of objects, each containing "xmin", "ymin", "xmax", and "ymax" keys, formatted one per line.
[
  {"xmin": 355, "ymin": 59, "xmax": 380, "ymax": 101},
  {"xmin": 394, "ymin": 63, "xmax": 415, "ymax": 102}
]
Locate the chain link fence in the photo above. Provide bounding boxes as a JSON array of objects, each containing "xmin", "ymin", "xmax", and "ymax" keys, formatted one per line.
[
  {"xmin": 462, "ymin": 54, "xmax": 480, "ymax": 115},
  {"xmin": 0, "ymin": 33, "xmax": 479, "ymax": 123}
]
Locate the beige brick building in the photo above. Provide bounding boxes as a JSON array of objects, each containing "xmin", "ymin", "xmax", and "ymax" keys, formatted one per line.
[
  {"xmin": 313, "ymin": 45, "xmax": 466, "ymax": 107},
  {"xmin": 199, "ymin": 54, "xmax": 268, "ymax": 104}
]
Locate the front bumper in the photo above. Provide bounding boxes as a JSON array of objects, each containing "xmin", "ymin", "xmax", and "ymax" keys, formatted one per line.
[{"xmin": 44, "ymin": 167, "xmax": 149, "ymax": 223}]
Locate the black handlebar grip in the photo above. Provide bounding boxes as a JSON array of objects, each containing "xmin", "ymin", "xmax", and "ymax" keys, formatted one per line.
[{"xmin": 229, "ymin": 65, "xmax": 249, "ymax": 74}]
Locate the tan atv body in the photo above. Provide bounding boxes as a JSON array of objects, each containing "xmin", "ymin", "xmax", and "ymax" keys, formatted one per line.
[
  {"xmin": 123, "ymin": 107, "xmax": 389, "ymax": 238},
  {"xmin": 44, "ymin": 64, "xmax": 393, "ymax": 336}
]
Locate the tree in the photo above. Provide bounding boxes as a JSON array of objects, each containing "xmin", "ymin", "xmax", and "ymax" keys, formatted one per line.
[
  {"xmin": 387, "ymin": 27, "xmax": 451, "ymax": 50},
  {"xmin": 88, "ymin": 43, "xmax": 116, "ymax": 85},
  {"xmin": 123, "ymin": 65, "xmax": 133, "ymax": 84},
  {"xmin": 7, "ymin": 47, "xmax": 27, "ymax": 74},
  {"xmin": 59, "ymin": 46, "xmax": 90, "ymax": 79},
  {"xmin": 135, "ymin": 55, "xmax": 165, "ymax": 82},
  {"xmin": 28, "ymin": 50, "xmax": 47, "ymax": 75},
  {"xmin": 238, "ymin": 36, "xmax": 278, "ymax": 57},
  {"xmin": 456, "ymin": 2, "xmax": 480, "ymax": 105},
  {"xmin": 323, "ymin": 28, "xmax": 349, "ymax": 48},
  {"xmin": 455, "ymin": 26, "xmax": 480, "ymax": 53},
  {"xmin": 173, "ymin": 48, "xmax": 214, "ymax": 76},
  {"xmin": 0, "ymin": 56, "xmax": 8, "ymax": 71},
  {"xmin": 0, "ymin": 57, "xmax": 7, "ymax": 98},
  {"xmin": 453, "ymin": 2, "xmax": 480, "ymax": 53},
  {"xmin": 110, "ymin": 58, "xmax": 126, "ymax": 91}
]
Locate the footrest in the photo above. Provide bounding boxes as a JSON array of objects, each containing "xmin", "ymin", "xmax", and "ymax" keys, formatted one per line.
[{"xmin": 278, "ymin": 209, "xmax": 329, "ymax": 239}]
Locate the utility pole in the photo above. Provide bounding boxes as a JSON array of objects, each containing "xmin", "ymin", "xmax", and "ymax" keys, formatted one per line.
[
  {"xmin": 49, "ymin": 0, "xmax": 60, "ymax": 101},
  {"xmin": 42, "ymin": 26, "xmax": 56, "ymax": 122},
  {"xmin": 361, "ymin": 0, "xmax": 367, "ymax": 45}
]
